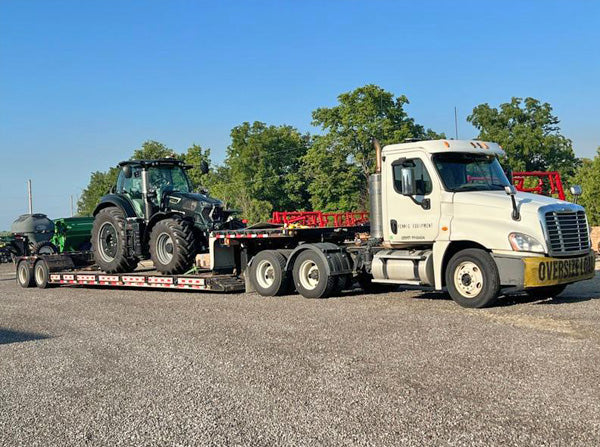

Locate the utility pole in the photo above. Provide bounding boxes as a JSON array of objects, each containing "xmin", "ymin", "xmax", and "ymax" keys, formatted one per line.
[
  {"xmin": 27, "ymin": 179, "xmax": 33, "ymax": 214},
  {"xmin": 454, "ymin": 107, "xmax": 459, "ymax": 140}
]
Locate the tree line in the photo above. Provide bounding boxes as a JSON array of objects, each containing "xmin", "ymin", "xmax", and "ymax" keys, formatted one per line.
[{"xmin": 79, "ymin": 84, "xmax": 599, "ymax": 224}]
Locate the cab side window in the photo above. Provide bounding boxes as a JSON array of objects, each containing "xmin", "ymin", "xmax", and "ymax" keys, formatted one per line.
[{"xmin": 393, "ymin": 158, "xmax": 433, "ymax": 195}]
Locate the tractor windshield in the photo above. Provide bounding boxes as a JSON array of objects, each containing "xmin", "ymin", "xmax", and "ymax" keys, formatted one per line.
[
  {"xmin": 433, "ymin": 153, "xmax": 510, "ymax": 192},
  {"xmin": 148, "ymin": 166, "xmax": 192, "ymax": 193}
]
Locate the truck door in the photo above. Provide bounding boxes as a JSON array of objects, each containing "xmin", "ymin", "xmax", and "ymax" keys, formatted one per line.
[{"xmin": 384, "ymin": 153, "xmax": 441, "ymax": 244}]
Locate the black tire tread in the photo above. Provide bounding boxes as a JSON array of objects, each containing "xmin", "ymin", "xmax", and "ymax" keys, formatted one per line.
[
  {"xmin": 91, "ymin": 207, "xmax": 137, "ymax": 273},
  {"xmin": 149, "ymin": 216, "xmax": 195, "ymax": 274},
  {"xmin": 250, "ymin": 250, "xmax": 290, "ymax": 296},
  {"xmin": 31, "ymin": 241, "xmax": 58, "ymax": 255}
]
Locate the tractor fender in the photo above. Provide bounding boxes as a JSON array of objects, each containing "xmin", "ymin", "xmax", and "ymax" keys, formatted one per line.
[
  {"xmin": 285, "ymin": 242, "xmax": 352, "ymax": 276},
  {"xmin": 93, "ymin": 195, "xmax": 138, "ymax": 218}
]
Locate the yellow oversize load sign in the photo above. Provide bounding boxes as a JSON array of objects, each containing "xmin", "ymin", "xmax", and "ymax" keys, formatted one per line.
[{"xmin": 524, "ymin": 253, "xmax": 596, "ymax": 287}]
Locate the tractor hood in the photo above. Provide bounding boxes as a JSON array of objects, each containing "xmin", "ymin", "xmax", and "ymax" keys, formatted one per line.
[
  {"xmin": 163, "ymin": 191, "xmax": 233, "ymax": 230},
  {"xmin": 166, "ymin": 191, "xmax": 224, "ymax": 208}
]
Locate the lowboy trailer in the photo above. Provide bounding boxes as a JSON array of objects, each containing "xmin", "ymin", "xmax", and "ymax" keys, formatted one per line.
[{"xmin": 15, "ymin": 139, "xmax": 595, "ymax": 308}]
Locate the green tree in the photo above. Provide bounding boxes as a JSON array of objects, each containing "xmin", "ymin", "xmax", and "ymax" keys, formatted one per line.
[
  {"xmin": 572, "ymin": 148, "xmax": 600, "ymax": 225},
  {"xmin": 211, "ymin": 121, "xmax": 310, "ymax": 222},
  {"xmin": 131, "ymin": 140, "xmax": 178, "ymax": 160},
  {"xmin": 77, "ymin": 167, "xmax": 120, "ymax": 216},
  {"xmin": 468, "ymin": 97, "xmax": 578, "ymax": 176},
  {"xmin": 304, "ymin": 84, "xmax": 443, "ymax": 211},
  {"xmin": 183, "ymin": 144, "xmax": 212, "ymax": 190}
]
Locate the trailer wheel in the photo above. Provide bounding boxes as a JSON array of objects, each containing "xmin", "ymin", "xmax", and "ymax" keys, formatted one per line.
[
  {"xmin": 249, "ymin": 250, "xmax": 289, "ymax": 296},
  {"xmin": 92, "ymin": 207, "xmax": 137, "ymax": 273},
  {"xmin": 31, "ymin": 241, "xmax": 58, "ymax": 255},
  {"xmin": 445, "ymin": 248, "xmax": 500, "ymax": 308},
  {"xmin": 292, "ymin": 250, "xmax": 337, "ymax": 299},
  {"xmin": 16, "ymin": 261, "xmax": 34, "ymax": 288},
  {"xmin": 33, "ymin": 260, "xmax": 51, "ymax": 289},
  {"xmin": 149, "ymin": 217, "xmax": 195, "ymax": 275}
]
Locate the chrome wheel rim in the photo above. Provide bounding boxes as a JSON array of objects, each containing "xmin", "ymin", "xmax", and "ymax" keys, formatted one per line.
[
  {"xmin": 454, "ymin": 261, "xmax": 483, "ymax": 298},
  {"xmin": 256, "ymin": 260, "xmax": 275, "ymax": 289},
  {"xmin": 156, "ymin": 232, "xmax": 174, "ymax": 265},
  {"xmin": 98, "ymin": 222, "xmax": 118, "ymax": 262},
  {"xmin": 298, "ymin": 259, "xmax": 319, "ymax": 291}
]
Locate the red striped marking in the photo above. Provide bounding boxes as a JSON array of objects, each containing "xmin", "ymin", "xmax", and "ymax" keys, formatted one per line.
[
  {"xmin": 178, "ymin": 277, "xmax": 206, "ymax": 285},
  {"xmin": 148, "ymin": 276, "xmax": 173, "ymax": 284},
  {"xmin": 63, "ymin": 274, "xmax": 74, "ymax": 280},
  {"xmin": 99, "ymin": 275, "xmax": 119, "ymax": 282},
  {"xmin": 122, "ymin": 276, "xmax": 145, "ymax": 283}
]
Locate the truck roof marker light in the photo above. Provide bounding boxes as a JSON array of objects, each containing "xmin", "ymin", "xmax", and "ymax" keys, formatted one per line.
[
  {"xmin": 475, "ymin": 142, "xmax": 483, "ymax": 148},
  {"xmin": 470, "ymin": 142, "xmax": 477, "ymax": 148},
  {"xmin": 443, "ymin": 141, "xmax": 450, "ymax": 148},
  {"xmin": 441, "ymin": 226, "xmax": 448, "ymax": 231},
  {"xmin": 482, "ymin": 142, "xmax": 489, "ymax": 149}
]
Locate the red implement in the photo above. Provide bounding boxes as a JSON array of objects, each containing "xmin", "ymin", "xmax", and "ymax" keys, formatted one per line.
[
  {"xmin": 269, "ymin": 211, "xmax": 369, "ymax": 228},
  {"xmin": 512, "ymin": 171, "xmax": 566, "ymax": 200}
]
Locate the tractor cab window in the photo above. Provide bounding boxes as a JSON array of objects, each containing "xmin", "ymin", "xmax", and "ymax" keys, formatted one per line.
[
  {"xmin": 147, "ymin": 166, "xmax": 191, "ymax": 194},
  {"xmin": 116, "ymin": 166, "xmax": 143, "ymax": 195},
  {"xmin": 393, "ymin": 158, "xmax": 433, "ymax": 195}
]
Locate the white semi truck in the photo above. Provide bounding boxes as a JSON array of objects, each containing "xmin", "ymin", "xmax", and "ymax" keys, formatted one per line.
[{"xmin": 17, "ymin": 140, "xmax": 595, "ymax": 308}]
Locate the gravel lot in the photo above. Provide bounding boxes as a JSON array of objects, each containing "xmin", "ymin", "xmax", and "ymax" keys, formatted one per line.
[{"xmin": 1, "ymin": 263, "xmax": 599, "ymax": 446}]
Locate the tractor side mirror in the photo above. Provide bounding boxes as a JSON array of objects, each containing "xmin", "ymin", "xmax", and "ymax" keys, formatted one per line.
[
  {"xmin": 123, "ymin": 165, "xmax": 132, "ymax": 179},
  {"xmin": 200, "ymin": 160, "xmax": 209, "ymax": 175},
  {"xmin": 400, "ymin": 167, "xmax": 416, "ymax": 196}
]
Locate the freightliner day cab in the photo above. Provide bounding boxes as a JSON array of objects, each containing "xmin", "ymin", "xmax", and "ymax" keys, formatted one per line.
[{"xmin": 17, "ymin": 140, "xmax": 595, "ymax": 308}]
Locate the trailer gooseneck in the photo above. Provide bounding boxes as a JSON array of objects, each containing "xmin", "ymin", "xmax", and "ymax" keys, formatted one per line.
[{"xmin": 16, "ymin": 139, "xmax": 595, "ymax": 308}]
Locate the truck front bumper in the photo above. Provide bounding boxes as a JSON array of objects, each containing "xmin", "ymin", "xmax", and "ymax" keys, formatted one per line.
[{"xmin": 492, "ymin": 251, "xmax": 596, "ymax": 290}]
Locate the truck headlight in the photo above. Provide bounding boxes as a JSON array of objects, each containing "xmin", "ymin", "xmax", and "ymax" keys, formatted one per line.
[{"xmin": 508, "ymin": 233, "xmax": 544, "ymax": 253}]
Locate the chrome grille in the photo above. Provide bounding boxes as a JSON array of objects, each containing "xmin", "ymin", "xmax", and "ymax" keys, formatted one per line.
[{"xmin": 544, "ymin": 210, "xmax": 590, "ymax": 255}]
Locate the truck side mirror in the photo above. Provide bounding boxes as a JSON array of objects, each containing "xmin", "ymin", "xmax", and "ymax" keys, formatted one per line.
[
  {"xmin": 200, "ymin": 160, "xmax": 209, "ymax": 175},
  {"xmin": 570, "ymin": 185, "xmax": 582, "ymax": 204},
  {"xmin": 401, "ymin": 167, "xmax": 416, "ymax": 196},
  {"xmin": 123, "ymin": 165, "xmax": 132, "ymax": 179}
]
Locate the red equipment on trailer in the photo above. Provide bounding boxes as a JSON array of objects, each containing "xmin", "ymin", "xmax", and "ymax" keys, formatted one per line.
[
  {"xmin": 269, "ymin": 211, "xmax": 369, "ymax": 228},
  {"xmin": 512, "ymin": 171, "xmax": 566, "ymax": 200}
]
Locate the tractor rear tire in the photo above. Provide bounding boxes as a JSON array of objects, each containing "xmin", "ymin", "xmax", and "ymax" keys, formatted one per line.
[
  {"xmin": 92, "ymin": 207, "xmax": 137, "ymax": 273},
  {"xmin": 149, "ymin": 217, "xmax": 195, "ymax": 275}
]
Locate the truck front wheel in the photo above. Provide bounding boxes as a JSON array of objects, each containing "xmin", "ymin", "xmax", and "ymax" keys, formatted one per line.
[
  {"xmin": 292, "ymin": 250, "xmax": 337, "ymax": 299},
  {"xmin": 249, "ymin": 250, "xmax": 289, "ymax": 296},
  {"xmin": 446, "ymin": 248, "xmax": 500, "ymax": 308}
]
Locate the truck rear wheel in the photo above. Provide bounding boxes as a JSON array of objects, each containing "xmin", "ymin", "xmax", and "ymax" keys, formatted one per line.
[
  {"xmin": 92, "ymin": 207, "xmax": 137, "ymax": 273},
  {"xmin": 16, "ymin": 261, "xmax": 34, "ymax": 288},
  {"xmin": 149, "ymin": 217, "xmax": 195, "ymax": 275},
  {"xmin": 249, "ymin": 250, "xmax": 289, "ymax": 296},
  {"xmin": 446, "ymin": 248, "xmax": 500, "ymax": 308},
  {"xmin": 292, "ymin": 250, "xmax": 337, "ymax": 299}
]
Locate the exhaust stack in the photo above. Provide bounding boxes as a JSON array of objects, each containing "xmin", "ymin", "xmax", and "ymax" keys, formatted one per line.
[{"xmin": 369, "ymin": 138, "xmax": 383, "ymax": 240}]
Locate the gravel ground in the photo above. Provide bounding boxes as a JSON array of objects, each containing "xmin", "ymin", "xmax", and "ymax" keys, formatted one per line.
[{"xmin": 1, "ymin": 263, "xmax": 599, "ymax": 446}]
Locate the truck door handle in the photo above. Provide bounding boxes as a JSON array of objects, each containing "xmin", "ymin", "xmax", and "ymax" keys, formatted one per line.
[{"xmin": 390, "ymin": 219, "xmax": 397, "ymax": 234}]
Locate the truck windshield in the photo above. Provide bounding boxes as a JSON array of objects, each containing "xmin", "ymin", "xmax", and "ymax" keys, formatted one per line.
[
  {"xmin": 148, "ymin": 166, "xmax": 191, "ymax": 193},
  {"xmin": 433, "ymin": 153, "xmax": 510, "ymax": 192}
]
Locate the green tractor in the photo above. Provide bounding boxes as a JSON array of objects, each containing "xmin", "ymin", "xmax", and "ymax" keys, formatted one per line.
[{"xmin": 92, "ymin": 158, "xmax": 242, "ymax": 274}]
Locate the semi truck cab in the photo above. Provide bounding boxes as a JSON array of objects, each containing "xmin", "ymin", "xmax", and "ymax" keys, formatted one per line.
[{"xmin": 369, "ymin": 139, "xmax": 594, "ymax": 307}]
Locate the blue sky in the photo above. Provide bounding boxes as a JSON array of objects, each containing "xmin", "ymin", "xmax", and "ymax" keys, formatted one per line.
[{"xmin": 1, "ymin": 0, "xmax": 599, "ymax": 229}]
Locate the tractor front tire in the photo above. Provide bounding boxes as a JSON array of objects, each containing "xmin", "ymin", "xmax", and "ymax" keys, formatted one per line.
[
  {"xmin": 92, "ymin": 207, "xmax": 137, "ymax": 273},
  {"xmin": 149, "ymin": 217, "xmax": 195, "ymax": 275}
]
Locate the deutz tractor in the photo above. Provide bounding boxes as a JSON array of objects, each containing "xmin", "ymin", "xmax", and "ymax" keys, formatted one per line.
[{"xmin": 91, "ymin": 158, "xmax": 242, "ymax": 274}]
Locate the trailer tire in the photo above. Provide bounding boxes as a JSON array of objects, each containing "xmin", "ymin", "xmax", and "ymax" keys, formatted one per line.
[
  {"xmin": 16, "ymin": 261, "xmax": 34, "ymax": 288},
  {"xmin": 31, "ymin": 241, "xmax": 58, "ymax": 255},
  {"xmin": 292, "ymin": 250, "xmax": 337, "ymax": 299},
  {"xmin": 33, "ymin": 260, "xmax": 51, "ymax": 289},
  {"xmin": 149, "ymin": 217, "xmax": 195, "ymax": 275},
  {"xmin": 92, "ymin": 207, "xmax": 137, "ymax": 273},
  {"xmin": 446, "ymin": 248, "xmax": 500, "ymax": 308},
  {"xmin": 249, "ymin": 250, "xmax": 289, "ymax": 296},
  {"xmin": 525, "ymin": 284, "xmax": 567, "ymax": 299}
]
